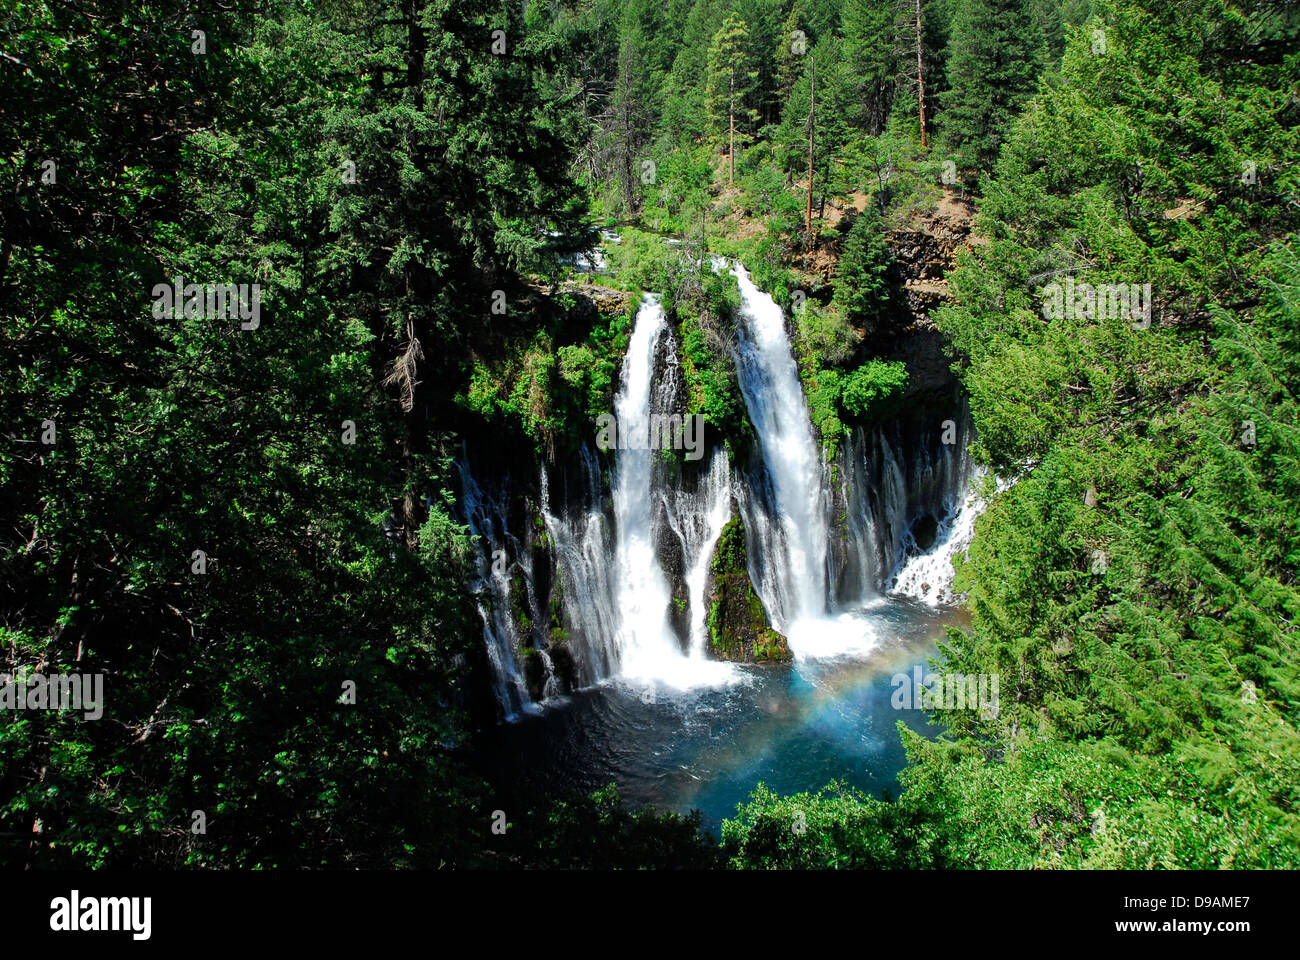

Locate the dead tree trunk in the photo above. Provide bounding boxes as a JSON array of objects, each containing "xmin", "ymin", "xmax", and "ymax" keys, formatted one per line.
[
  {"xmin": 915, "ymin": 0, "xmax": 927, "ymax": 148},
  {"xmin": 805, "ymin": 54, "xmax": 816, "ymax": 247},
  {"xmin": 729, "ymin": 70, "xmax": 736, "ymax": 186}
]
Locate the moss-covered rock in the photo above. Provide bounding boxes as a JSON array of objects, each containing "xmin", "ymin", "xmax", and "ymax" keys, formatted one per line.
[
  {"xmin": 544, "ymin": 563, "xmax": 577, "ymax": 691},
  {"xmin": 704, "ymin": 514, "xmax": 791, "ymax": 663},
  {"xmin": 521, "ymin": 647, "xmax": 547, "ymax": 702},
  {"xmin": 547, "ymin": 639, "xmax": 577, "ymax": 691},
  {"xmin": 508, "ymin": 569, "xmax": 532, "ymax": 639}
]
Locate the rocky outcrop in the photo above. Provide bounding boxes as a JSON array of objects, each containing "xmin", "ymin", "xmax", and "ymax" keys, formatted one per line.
[
  {"xmin": 869, "ymin": 195, "xmax": 978, "ymax": 402},
  {"xmin": 654, "ymin": 518, "xmax": 692, "ymax": 652},
  {"xmin": 557, "ymin": 281, "xmax": 632, "ymax": 318},
  {"xmin": 704, "ymin": 514, "xmax": 791, "ymax": 663},
  {"xmin": 884, "ymin": 193, "xmax": 976, "ymax": 327}
]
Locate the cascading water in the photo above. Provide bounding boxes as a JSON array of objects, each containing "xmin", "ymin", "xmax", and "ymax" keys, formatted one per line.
[
  {"xmin": 464, "ymin": 262, "xmax": 989, "ymax": 717},
  {"xmin": 604, "ymin": 295, "xmax": 679, "ymax": 679},
  {"xmin": 648, "ymin": 321, "xmax": 735, "ymax": 658},
  {"xmin": 887, "ymin": 474, "xmax": 986, "ymax": 605},
  {"xmin": 535, "ymin": 296, "xmax": 736, "ymax": 697},
  {"xmin": 727, "ymin": 262, "xmax": 830, "ymax": 630},
  {"xmin": 723, "ymin": 259, "xmax": 985, "ymax": 659},
  {"xmin": 658, "ymin": 448, "xmax": 733, "ymax": 657},
  {"xmin": 470, "ymin": 251, "xmax": 995, "ymax": 830},
  {"xmin": 455, "ymin": 456, "xmax": 543, "ymax": 719},
  {"xmin": 834, "ymin": 417, "xmax": 982, "ymax": 607},
  {"xmin": 539, "ymin": 447, "xmax": 621, "ymax": 685}
]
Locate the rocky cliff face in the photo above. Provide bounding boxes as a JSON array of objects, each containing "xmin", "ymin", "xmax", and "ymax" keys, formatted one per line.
[
  {"xmin": 872, "ymin": 195, "xmax": 977, "ymax": 402},
  {"xmin": 704, "ymin": 513, "xmax": 790, "ymax": 663},
  {"xmin": 883, "ymin": 193, "xmax": 976, "ymax": 328}
]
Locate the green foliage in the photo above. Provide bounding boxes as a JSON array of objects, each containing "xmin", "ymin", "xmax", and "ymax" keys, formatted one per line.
[
  {"xmin": 776, "ymin": 34, "xmax": 855, "ymax": 214},
  {"xmin": 840, "ymin": 0, "xmax": 901, "ymax": 136},
  {"xmin": 0, "ymin": 0, "xmax": 588, "ymax": 868},
  {"xmin": 455, "ymin": 290, "xmax": 630, "ymax": 460},
  {"xmin": 722, "ymin": 781, "xmax": 931, "ymax": 868},
  {"xmin": 799, "ymin": 356, "xmax": 909, "ymax": 457},
  {"xmin": 798, "ymin": 303, "xmax": 860, "ymax": 366},
  {"xmin": 710, "ymin": 516, "xmax": 749, "ymax": 576},
  {"xmin": 510, "ymin": 784, "xmax": 723, "ymax": 869},
  {"xmin": 839, "ymin": 361, "xmax": 911, "ymax": 419},
  {"xmin": 637, "ymin": 139, "xmax": 716, "ymax": 241},
  {"xmin": 803, "ymin": 367, "xmax": 846, "ymax": 455},
  {"xmin": 938, "ymin": 0, "xmax": 1047, "ymax": 175},
  {"xmin": 832, "ymin": 207, "xmax": 895, "ymax": 333},
  {"xmin": 917, "ymin": 0, "xmax": 1300, "ymax": 867},
  {"xmin": 7, "ymin": 0, "xmax": 1295, "ymax": 873},
  {"xmin": 673, "ymin": 267, "xmax": 752, "ymax": 450},
  {"xmin": 603, "ymin": 226, "xmax": 677, "ymax": 289},
  {"xmin": 706, "ymin": 13, "xmax": 761, "ymax": 180}
]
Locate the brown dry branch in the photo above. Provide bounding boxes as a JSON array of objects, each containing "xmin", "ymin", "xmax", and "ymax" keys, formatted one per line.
[{"xmin": 383, "ymin": 319, "xmax": 424, "ymax": 412}]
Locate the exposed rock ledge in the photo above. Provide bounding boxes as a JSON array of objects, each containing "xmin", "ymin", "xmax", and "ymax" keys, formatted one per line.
[{"xmin": 884, "ymin": 192, "xmax": 976, "ymax": 327}]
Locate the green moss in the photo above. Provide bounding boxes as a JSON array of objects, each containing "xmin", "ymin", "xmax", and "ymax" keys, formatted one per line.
[
  {"xmin": 676, "ymin": 280, "xmax": 750, "ymax": 451},
  {"xmin": 711, "ymin": 517, "xmax": 748, "ymax": 575},
  {"xmin": 510, "ymin": 571, "xmax": 531, "ymax": 635},
  {"xmin": 706, "ymin": 516, "xmax": 790, "ymax": 663}
]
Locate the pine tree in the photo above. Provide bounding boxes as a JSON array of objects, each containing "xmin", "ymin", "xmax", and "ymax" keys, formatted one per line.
[
  {"xmin": 840, "ymin": 0, "xmax": 899, "ymax": 136},
  {"xmin": 833, "ymin": 206, "xmax": 895, "ymax": 332},
  {"xmin": 777, "ymin": 35, "xmax": 852, "ymax": 245},
  {"xmin": 937, "ymin": 0, "xmax": 1045, "ymax": 174},
  {"xmin": 774, "ymin": 4, "xmax": 807, "ymax": 113},
  {"xmin": 607, "ymin": 10, "xmax": 657, "ymax": 214},
  {"xmin": 706, "ymin": 14, "xmax": 760, "ymax": 186}
]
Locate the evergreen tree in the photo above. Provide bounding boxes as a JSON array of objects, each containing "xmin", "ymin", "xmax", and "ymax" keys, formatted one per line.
[
  {"xmin": 937, "ymin": 0, "xmax": 1046, "ymax": 174},
  {"xmin": 840, "ymin": 0, "xmax": 900, "ymax": 136},
  {"xmin": 774, "ymin": 4, "xmax": 808, "ymax": 114},
  {"xmin": 777, "ymin": 35, "xmax": 852, "ymax": 240},
  {"xmin": 605, "ymin": 6, "xmax": 659, "ymax": 214},
  {"xmin": 833, "ymin": 206, "xmax": 895, "ymax": 333},
  {"xmin": 0, "ymin": 0, "xmax": 592, "ymax": 869},
  {"xmin": 706, "ymin": 13, "xmax": 760, "ymax": 185}
]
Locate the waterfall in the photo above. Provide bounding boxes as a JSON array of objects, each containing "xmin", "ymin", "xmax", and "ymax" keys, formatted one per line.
[
  {"xmin": 650, "ymin": 320, "xmax": 735, "ymax": 658},
  {"xmin": 727, "ymin": 262, "xmax": 830, "ymax": 630},
  {"xmin": 540, "ymin": 446, "xmax": 621, "ymax": 686},
  {"xmin": 887, "ymin": 474, "xmax": 987, "ymax": 605},
  {"xmin": 535, "ymin": 296, "xmax": 736, "ymax": 697},
  {"xmin": 605, "ymin": 295, "xmax": 679, "ymax": 679},
  {"xmin": 454, "ymin": 456, "xmax": 541, "ymax": 720},
  {"xmin": 462, "ymin": 264, "xmax": 990, "ymax": 716},
  {"xmin": 833, "ymin": 417, "xmax": 981, "ymax": 607},
  {"xmin": 659, "ymin": 448, "xmax": 733, "ymax": 657},
  {"xmin": 724, "ymin": 259, "xmax": 986, "ymax": 658}
]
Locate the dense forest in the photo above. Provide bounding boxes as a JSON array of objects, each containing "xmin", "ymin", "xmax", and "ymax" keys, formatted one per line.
[{"xmin": 2, "ymin": 0, "xmax": 1298, "ymax": 870}]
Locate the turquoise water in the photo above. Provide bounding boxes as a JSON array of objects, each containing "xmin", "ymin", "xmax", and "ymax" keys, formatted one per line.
[{"xmin": 475, "ymin": 597, "xmax": 967, "ymax": 834}]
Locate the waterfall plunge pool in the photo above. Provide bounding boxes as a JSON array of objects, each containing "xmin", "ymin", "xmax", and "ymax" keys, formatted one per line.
[{"xmin": 472, "ymin": 596, "xmax": 969, "ymax": 835}]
